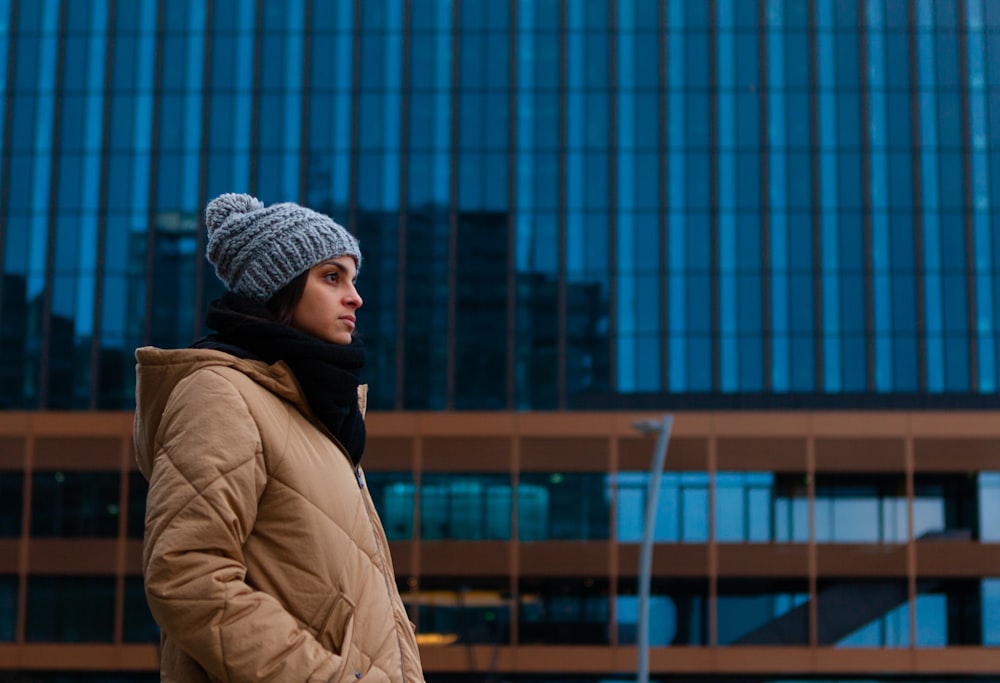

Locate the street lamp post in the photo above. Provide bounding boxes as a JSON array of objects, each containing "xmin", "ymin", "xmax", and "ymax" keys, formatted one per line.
[{"xmin": 631, "ymin": 415, "xmax": 673, "ymax": 683}]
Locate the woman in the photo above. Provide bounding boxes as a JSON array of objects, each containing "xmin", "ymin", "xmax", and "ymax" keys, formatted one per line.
[{"xmin": 134, "ymin": 193, "xmax": 424, "ymax": 682}]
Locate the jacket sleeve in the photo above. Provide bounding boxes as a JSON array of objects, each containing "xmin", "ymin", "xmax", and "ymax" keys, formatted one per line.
[{"xmin": 143, "ymin": 368, "xmax": 342, "ymax": 683}]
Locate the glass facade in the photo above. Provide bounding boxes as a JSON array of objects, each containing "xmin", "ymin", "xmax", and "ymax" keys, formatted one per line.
[
  {"xmin": 2, "ymin": 0, "xmax": 1000, "ymax": 411},
  {"xmin": 0, "ymin": 422, "xmax": 1000, "ymax": 680},
  {"xmin": 4, "ymin": 1, "xmax": 1000, "ymax": 680}
]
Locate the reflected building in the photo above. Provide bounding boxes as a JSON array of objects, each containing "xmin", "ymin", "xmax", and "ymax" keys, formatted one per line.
[
  {"xmin": 2, "ymin": 0, "xmax": 1000, "ymax": 681},
  {"xmin": 146, "ymin": 211, "xmax": 201, "ymax": 351}
]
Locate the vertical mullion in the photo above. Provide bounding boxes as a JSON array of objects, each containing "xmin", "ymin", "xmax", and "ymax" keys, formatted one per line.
[
  {"xmin": 90, "ymin": 0, "xmax": 118, "ymax": 409},
  {"xmin": 707, "ymin": 434, "xmax": 718, "ymax": 646},
  {"xmin": 141, "ymin": 0, "xmax": 167, "ymax": 347},
  {"xmin": 957, "ymin": 0, "xmax": 978, "ymax": 392},
  {"xmin": 113, "ymin": 437, "xmax": 129, "ymax": 644},
  {"xmin": 348, "ymin": 0, "xmax": 361, "ymax": 233},
  {"xmin": 298, "ymin": 0, "xmax": 313, "ymax": 205},
  {"xmin": 709, "ymin": 0, "xmax": 720, "ymax": 392},
  {"xmin": 557, "ymin": 0, "xmax": 567, "ymax": 409},
  {"xmin": 192, "ymin": 0, "xmax": 216, "ymax": 343},
  {"xmin": 39, "ymin": 0, "xmax": 70, "ymax": 408},
  {"xmin": 504, "ymin": 6, "xmax": 531, "ymax": 644},
  {"xmin": 446, "ymin": 0, "xmax": 460, "ymax": 410},
  {"xmin": 396, "ymin": 0, "xmax": 412, "ymax": 411},
  {"xmin": 859, "ymin": 0, "xmax": 875, "ymax": 392},
  {"xmin": 247, "ymin": 0, "xmax": 263, "ymax": 195},
  {"xmin": 905, "ymin": 428, "xmax": 917, "ymax": 651},
  {"xmin": 809, "ymin": 0, "xmax": 824, "ymax": 391},
  {"xmin": 506, "ymin": 0, "xmax": 517, "ymax": 410},
  {"xmin": 806, "ymin": 434, "xmax": 817, "ymax": 646},
  {"xmin": 908, "ymin": 1, "xmax": 927, "ymax": 393},
  {"xmin": 15, "ymin": 434, "xmax": 32, "ymax": 643},
  {"xmin": 658, "ymin": 0, "xmax": 669, "ymax": 391},
  {"xmin": 608, "ymin": 0, "xmax": 618, "ymax": 396},
  {"xmin": 759, "ymin": 0, "xmax": 771, "ymax": 392}
]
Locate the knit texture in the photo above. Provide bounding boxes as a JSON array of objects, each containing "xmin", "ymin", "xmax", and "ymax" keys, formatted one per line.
[{"xmin": 205, "ymin": 193, "xmax": 361, "ymax": 303}]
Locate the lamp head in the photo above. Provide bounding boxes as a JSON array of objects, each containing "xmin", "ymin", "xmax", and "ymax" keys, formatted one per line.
[{"xmin": 631, "ymin": 419, "xmax": 663, "ymax": 435}]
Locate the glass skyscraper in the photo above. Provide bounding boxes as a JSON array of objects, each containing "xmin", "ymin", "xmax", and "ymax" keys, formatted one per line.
[
  {"xmin": 4, "ymin": 0, "xmax": 1000, "ymax": 411},
  {"xmin": 2, "ymin": 1, "xmax": 1000, "ymax": 681}
]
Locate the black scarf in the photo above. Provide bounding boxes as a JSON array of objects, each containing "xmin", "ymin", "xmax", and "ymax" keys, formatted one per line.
[{"xmin": 196, "ymin": 293, "xmax": 366, "ymax": 465}]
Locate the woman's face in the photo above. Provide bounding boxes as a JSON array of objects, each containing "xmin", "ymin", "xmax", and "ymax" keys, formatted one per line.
[{"xmin": 290, "ymin": 256, "xmax": 363, "ymax": 345}]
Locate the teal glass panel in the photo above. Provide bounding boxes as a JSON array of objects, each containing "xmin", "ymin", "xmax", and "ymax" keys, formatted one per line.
[
  {"xmin": 915, "ymin": 581, "xmax": 981, "ymax": 646},
  {"xmin": 717, "ymin": 579, "xmax": 809, "ymax": 645},
  {"xmin": 421, "ymin": 473, "xmax": 511, "ymax": 540},
  {"xmin": 985, "ymin": 578, "xmax": 1000, "ymax": 645},
  {"xmin": 616, "ymin": 471, "xmax": 709, "ymax": 543},
  {"xmin": 257, "ymin": 20, "xmax": 300, "ymax": 199},
  {"xmin": 617, "ymin": 578, "xmax": 708, "ymax": 646},
  {"xmin": 825, "ymin": 580, "xmax": 910, "ymax": 647},
  {"xmin": 979, "ymin": 472, "xmax": 1000, "ymax": 541},
  {"xmin": 715, "ymin": 472, "xmax": 780, "ymax": 543},
  {"xmin": 206, "ymin": 0, "xmax": 254, "ymax": 201},
  {"xmin": 365, "ymin": 472, "xmax": 415, "ymax": 540},
  {"xmin": 917, "ymin": 0, "xmax": 944, "ymax": 391},
  {"xmin": 967, "ymin": 0, "xmax": 996, "ymax": 391},
  {"xmin": 814, "ymin": 474, "xmax": 912, "ymax": 543}
]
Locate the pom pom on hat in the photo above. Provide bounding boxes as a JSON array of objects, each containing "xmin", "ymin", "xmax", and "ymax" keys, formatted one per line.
[
  {"xmin": 205, "ymin": 193, "xmax": 265, "ymax": 238},
  {"xmin": 204, "ymin": 193, "xmax": 361, "ymax": 303}
]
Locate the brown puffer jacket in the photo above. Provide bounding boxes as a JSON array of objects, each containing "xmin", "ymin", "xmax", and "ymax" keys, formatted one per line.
[{"xmin": 134, "ymin": 346, "xmax": 424, "ymax": 683}]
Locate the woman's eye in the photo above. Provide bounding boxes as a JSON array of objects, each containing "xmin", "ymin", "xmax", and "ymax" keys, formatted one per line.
[{"xmin": 325, "ymin": 273, "xmax": 339, "ymax": 283}]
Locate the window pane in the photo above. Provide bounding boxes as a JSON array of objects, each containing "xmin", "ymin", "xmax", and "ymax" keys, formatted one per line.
[
  {"xmin": 518, "ymin": 473, "xmax": 609, "ymax": 541},
  {"xmin": 616, "ymin": 578, "xmax": 707, "ymax": 646},
  {"xmin": 717, "ymin": 579, "xmax": 809, "ymax": 645},
  {"xmin": 0, "ymin": 472, "xmax": 23, "ymax": 536},
  {"xmin": 421, "ymin": 473, "xmax": 511, "ymax": 540},
  {"xmin": 985, "ymin": 578, "xmax": 1000, "ymax": 645},
  {"xmin": 715, "ymin": 472, "xmax": 778, "ymax": 543},
  {"xmin": 0, "ymin": 575, "xmax": 15, "ymax": 641},
  {"xmin": 815, "ymin": 474, "xmax": 908, "ymax": 543},
  {"xmin": 915, "ymin": 580, "xmax": 981, "ymax": 646},
  {"xmin": 31, "ymin": 471, "xmax": 120, "ymax": 538},
  {"xmin": 980, "ymin": 473, "xmax": 1000, "ymax": 541},
  {"xmin": 123, "ymin": 575, "xmax": 159, "ymax": 643},
  {"xmin": 518, "ymin": 578, "xmax": 609, "ymax": 644},
  {"xmin": 411, "ymin": 577, "xmax": 510, "ymax": 645},
  {"xmin": 127, "ymin": 470, "xmax": 148, "ymax": 539},
  {"xmin": 366, "ymin": 471, "xmax": 415, "ymax": 540},
  {"xmin": 26, "ymin": 575, "xmax": 114, "ymax": 642},
  {"xmin": 617, "ymin": 471, "xmax": 711, "ymax": 543},
  {"xmin": 819, "ymin": 579, "xmax": 909, "ymax": 647}
]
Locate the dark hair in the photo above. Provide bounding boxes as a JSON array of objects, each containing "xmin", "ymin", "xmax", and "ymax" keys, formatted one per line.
[{"xmin": 265, "ymin": 270, "xmax": 309, "ymax": 325}]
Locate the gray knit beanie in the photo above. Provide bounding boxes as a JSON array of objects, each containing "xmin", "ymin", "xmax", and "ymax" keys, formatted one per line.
[{"xmin": 205, "ymin": 193, "xmax": 361, "ymax": 303}]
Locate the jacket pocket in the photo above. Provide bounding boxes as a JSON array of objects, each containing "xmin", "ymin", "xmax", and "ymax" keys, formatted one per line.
[{"xmin": 307, "ymin": 592, "xmax": 356, "ymax": 655}]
